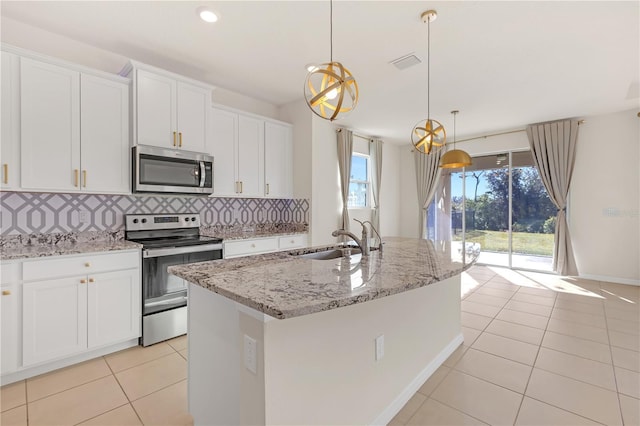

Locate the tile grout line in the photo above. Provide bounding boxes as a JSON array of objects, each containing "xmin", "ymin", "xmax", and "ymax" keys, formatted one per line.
[
  {"xmin": 512, "ymin": 278, "xmax": 557, "ymax": 425},
  {"xmin": 103, "ymin": 354, "xmax": 145, "ymax": 425},
  {"xmin": 600, "ymin": 281, "xmax": 627, "ymax": 424}
]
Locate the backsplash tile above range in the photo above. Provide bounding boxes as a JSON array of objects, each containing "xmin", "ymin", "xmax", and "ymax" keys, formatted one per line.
[{"xmin": 0, "ymin": 192, "xmax": 309, "ymax": 236}]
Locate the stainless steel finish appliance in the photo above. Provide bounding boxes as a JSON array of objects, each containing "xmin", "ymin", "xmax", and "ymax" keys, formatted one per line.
[
  {"xmin": 132, "ymin": 144, "xmax": 214, "ymax": 195},
  {"xmin": 125, "ymin": 213, "xmax": 223, "ymax": 346}
]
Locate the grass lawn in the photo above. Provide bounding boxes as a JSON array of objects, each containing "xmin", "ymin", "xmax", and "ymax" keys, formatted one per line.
[{"xmin": 453, "ymin": 230, "xmax": 554, "ymax": 256}]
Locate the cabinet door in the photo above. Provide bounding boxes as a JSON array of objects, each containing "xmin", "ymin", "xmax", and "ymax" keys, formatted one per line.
[
  {"xmin": 80, "ymin": 74, "xmax": 130, "ymax": 193},
  {"xmin": 1, "ymin": 283, "xmax": 20, "ymax": 375},
  {"xmin": 176, "ymin": 82, "xmax": 209, "ymax": 152},
  {"xmin": 23, "ymin": 276, "xmax": 87, "ymax": 366},
  {"xmin": 1, "ymin": 52, "xmax": 20, "ymax": 190},
  {"xmin": 264, "ymin": 122, "xmax": 293, "ymax": 198},
  {"xmin": 210, "ymin": 107, "xmax": 239, "ymax": 196},
  {"xmin": 237, "ymin": 115, "xmax": 264, "ymax": 197},
  {"xmin": 136, "ymin": 69, "xmax": 176, "ymax": 148},
  {"xmin": 87, "ymin": 269, "xmax": 140, "ymax": 348},
  {"xmin": 20, "ymin": 58, "xmax": 80, "ymax": 191}
]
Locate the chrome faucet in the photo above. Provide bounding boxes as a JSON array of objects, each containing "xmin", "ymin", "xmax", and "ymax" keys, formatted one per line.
[
  {"xmin": 332, "ymin": 222, "xmax": 369, "ymax": 256},
  {"xmin": 362, "ymin": 220, "xmax": 383, "ymax": 254}
]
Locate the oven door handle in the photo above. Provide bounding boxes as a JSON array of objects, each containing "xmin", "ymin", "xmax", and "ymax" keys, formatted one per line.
[{"xmin": 143, "ymin": 243, "xmax": 223, "ymax": 258}]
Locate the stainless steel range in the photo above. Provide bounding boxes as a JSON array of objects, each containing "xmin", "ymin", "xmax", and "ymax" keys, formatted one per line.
[{"xmin": 125, "ymin": 213, "xmax": 223, "ymax": 346}]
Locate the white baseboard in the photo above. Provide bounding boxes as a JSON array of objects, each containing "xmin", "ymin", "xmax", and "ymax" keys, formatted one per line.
[
  {"xmin": 371, "ymin": 333, "xmax": 464, "ymax": 426},
  {"xmin": 1, "ymin": 338, "xmax": 139, "ymax": 385},
  {"xmin": 580, "ymin": 273, "xmax": 640, "ymax": 286}
]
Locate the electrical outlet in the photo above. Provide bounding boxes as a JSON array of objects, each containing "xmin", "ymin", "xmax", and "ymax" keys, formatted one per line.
[
  {"xmin": 244, "ymin": 335, "xmax": 257, "ymax": 374},
  {"xmin": 375, "ymin": 335, "xmax": 384, "ymax": 361},
  {"xmin": 78, "ymin": 210, "xmax": 89, "ymax": 223}
]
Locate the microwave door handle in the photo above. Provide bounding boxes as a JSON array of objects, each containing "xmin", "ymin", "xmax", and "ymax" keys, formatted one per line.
[{"xmin": 199, "ymin": 161, "xmax": 206, "ymax": 187}]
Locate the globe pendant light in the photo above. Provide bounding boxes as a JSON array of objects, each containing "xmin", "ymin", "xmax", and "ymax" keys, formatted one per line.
[
  {"xmin": 304, "ymin": 0, "xmax": 358, "ymax": 121},
  {"xmin": 412, "ymin": 10, "xmax": 446, "ymax": 154},
  {"xmin": 440, "ymin": 110, "xmax": 473, "ymax": 168}
]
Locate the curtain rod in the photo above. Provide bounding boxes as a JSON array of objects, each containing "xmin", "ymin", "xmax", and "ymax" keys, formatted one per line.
[
  {"xmin": 454, "ymin": 120, "xmax": 585, "ymax": 144},
  {"xmin": 336, "ymin": 128, "xmax": 374, "ymax": 142}
]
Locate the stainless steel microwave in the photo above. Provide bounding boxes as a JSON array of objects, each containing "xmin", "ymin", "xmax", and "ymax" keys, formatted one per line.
[{"xmin": 132, "ymin": 145, "xmax": 214, "ymax": 195}]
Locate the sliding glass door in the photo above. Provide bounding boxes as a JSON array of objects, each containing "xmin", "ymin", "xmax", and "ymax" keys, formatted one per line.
[{"xmin": 429, "ymin": 151, "xmax": 554, "ymax": 271}]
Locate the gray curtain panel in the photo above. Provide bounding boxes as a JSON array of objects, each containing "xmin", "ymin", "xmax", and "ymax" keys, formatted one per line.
[
  {"xmin": 370, "ymin": 139, "xmax": 384, "ymax": 233},
  {"xmin": 414, "ymin": 149, "xmax": 442, "ymax": 239},
  {"xmin": 526, "ymin": 119, "xmax": 579, "ymax": 276},
  {"xmin": 337, "ymin": 128, "xmax": 353, "ymax": 232}
]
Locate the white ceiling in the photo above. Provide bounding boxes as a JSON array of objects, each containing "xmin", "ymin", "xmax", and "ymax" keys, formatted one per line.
[{"xmin": 2, "ymin": 1, "xmax": 638, "ymax": 144}]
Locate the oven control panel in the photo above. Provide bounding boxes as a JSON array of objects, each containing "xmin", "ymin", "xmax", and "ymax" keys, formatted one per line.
[{"xmin": 125, "ymin": 213, "xmax": 201, "ymax": 231}]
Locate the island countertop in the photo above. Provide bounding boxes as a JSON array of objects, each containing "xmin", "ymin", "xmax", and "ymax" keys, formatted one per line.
[{"xmin": 168, "ymin": 237, "xmax": 479, "ymax": 320}]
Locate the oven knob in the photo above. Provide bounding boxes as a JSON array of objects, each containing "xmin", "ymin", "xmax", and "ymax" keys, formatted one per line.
[
  {"xmin": 191, "ymin": 216, "xmax": 197, "ymax": 222},
  {"xmin": 132, "ymin": 219, "xmax": 139, "ymax": 224},
  {"xmin": 185, "ymin": 217, "xmax": 190, "ymax": 222},
  {"xmin": 141, "ymin": 218, "xmax": 147, "ymax": 224}
]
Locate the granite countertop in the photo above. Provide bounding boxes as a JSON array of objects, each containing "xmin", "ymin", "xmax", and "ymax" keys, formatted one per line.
[
  {"xmin": 200, "ymin": 224, "xmax": 308, "ymax": 241},
  {"xmin": 169, "ymin": 237, "xmax": 480, "ymax": 320},
  {"xmin": 0, "ymin": 231, "xmax": 142, "ymax": 261}
]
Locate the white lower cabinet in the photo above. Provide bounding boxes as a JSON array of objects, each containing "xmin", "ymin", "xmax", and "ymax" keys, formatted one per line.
[
  {"xmin": 1, "ymin": 282, "xmax": 20, "ymax": 375},
  {"xmin": 2, "ymin": 250, "xmax": 141, "ymax": 376},
  {"xmin": 224, "ymin": 234, "xmax": 308, "ymax": 259},
  {"xmin": 87, "ymin": 269, "xmax": 140, "ymax": 348},
  {"xmin": 22, "ymin": 276, "xmax": 88, "ymax": 366}
]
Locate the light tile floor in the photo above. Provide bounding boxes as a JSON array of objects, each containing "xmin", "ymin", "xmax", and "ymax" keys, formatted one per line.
[
  {"xmin": 0, "ymin": 335, "xmax": 191, "ymax": 426},
  {"xmin": 1, "ymin": 265, "xmax": 638, "ymax": 425},
  {"xmin": 390, "ymin": 265, "xmax": 640, "ymax": 425}
]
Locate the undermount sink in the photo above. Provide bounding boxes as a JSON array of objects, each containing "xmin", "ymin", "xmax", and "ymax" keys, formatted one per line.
[{"xmin": 297, "ymin": 247, "xmax": 362, "ymax": 260}]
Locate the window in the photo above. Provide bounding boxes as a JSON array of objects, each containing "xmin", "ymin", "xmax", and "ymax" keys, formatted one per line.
[{"xmin": 348, "ymin": 153, "xmax": 370, "ymax": 208}]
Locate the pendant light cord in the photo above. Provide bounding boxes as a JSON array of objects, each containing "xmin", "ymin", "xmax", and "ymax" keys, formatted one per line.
[
  {"xmin": 330, "ymin": 0, "xmax": 333, "ymax": 62},
  {"xmin": 427, "ymin": 16, "xmax": 430, "ymax": 121},
  {"xmin": 453, "ymin": 112, "xmax": 457, "ymax": 149}
]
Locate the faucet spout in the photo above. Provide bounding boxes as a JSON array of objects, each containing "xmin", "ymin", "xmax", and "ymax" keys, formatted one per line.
[{"xmin": 331, "ymin": 229, "xmax": 368, "ymax": 256}]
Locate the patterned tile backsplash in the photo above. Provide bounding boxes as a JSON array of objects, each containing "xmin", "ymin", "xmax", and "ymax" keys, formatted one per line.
[{"xmin": 0, "ymin": 192, "xmax": 309, "ymax": 236}]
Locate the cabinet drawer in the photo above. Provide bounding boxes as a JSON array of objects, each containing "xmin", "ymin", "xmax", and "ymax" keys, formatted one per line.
[
  {"xmin": 23, "ymin": 250, "xmax": 139, "ymax": 282},
  {"xmin": 1, "ymin": 261, "xmax": 22, "ymax": 283},
  {"xmin": 224, "ymin": 238, "xmax": 278, "ymax": 258},
  {"xmin": 278, "ymin": 234, "xmax": 308, "ymax": 250}
]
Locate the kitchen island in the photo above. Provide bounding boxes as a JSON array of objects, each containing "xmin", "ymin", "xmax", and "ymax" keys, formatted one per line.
[{"xmin": 169, "ymin": 237, "xmax": 478, "ymax": 425}]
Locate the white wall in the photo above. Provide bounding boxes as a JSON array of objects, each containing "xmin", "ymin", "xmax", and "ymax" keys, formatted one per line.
[
  {"xmin": 1, "ymin": 17, "xmax": 279, "ymax": 119},
  {"xmin": 398, "ymin": 148, "xmax": 419, "ymax": 239},
  {"xmin": 397, "ymin": 110, "xmax": 640, "ymax": 283},
  {"xmin": 379, "ymin": 143, "xmax": 401, "ymax": 238},
  {"xmin": 570, "ymin": 109, "xmax": 639, "ymax": 283},
  {"xmin": 309, "ymin": 116, "xmax": 342, "ymax": 246}
]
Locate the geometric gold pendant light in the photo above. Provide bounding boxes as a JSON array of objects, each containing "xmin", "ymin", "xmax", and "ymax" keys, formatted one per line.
[
  {"xmin": 440, "ymin": 110, "xmax": 473, "ymax": 168},
  {"xmin": 412, "ymin": 10, "xmax": 446, "ymax": 154},
  {"xmin": 304, "ymin": 0, "xmax": 359, "ymax": 121}
]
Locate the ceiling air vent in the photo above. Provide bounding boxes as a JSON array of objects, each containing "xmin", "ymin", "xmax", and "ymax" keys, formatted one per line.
[{"xmin": 390, "ymin": 53, "xmax": 422, "ymax": 70}]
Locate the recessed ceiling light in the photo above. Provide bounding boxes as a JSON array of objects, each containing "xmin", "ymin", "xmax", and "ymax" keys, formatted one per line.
[{"xmin": 197, "ymin": 7, "xmax": 219, "ymax": 23}]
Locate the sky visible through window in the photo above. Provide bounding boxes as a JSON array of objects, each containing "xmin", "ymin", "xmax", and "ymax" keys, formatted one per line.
[
  {"xmin": 450, "ymin": 172, "xmax": 489, "ymax": 197},
  {"xmin": 351, "ymin": 156, "xmax": 367, "ymax": 180}
]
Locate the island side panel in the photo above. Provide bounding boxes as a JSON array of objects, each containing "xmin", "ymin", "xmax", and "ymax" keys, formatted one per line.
[
  {"xmin": 188, "ymin": 283, "xmax": 266, "ymax": 425},
  {"xmin": 263, "ymin": 275, "xmax": 462, "ymax": 425}
]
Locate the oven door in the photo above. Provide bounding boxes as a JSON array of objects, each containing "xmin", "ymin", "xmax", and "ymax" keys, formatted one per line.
[
  {"xmin": 142, "ymin": 244, "xmax": 222, "ymax": 316},
  {"xmin": 133, "ymin": 145, "xmax": 213, "ymax": 194}
]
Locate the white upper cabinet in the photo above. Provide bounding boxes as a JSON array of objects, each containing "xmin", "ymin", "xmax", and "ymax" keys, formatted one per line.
[
  {"xmin": 136, "ymin": 69, "xmax": 176, "ymax": 148},
  {"xmin": 237, "ymin": 115, "xmax": 264, "ymax": 197},
  {"xmin": 2, "ymin": 45, "xmax": 131, "ymax": 194},
  {"xmin": 210, "ymin": 107, "xmax": 238, "ymax": 196},
  {"xmin": 210, "ymin": 106, "xmax": 292, "ymax": 199},
  {"xmin": 264, "ymin": 121, "xmax": 293, "ymax": 198},
  {"xmin": 80, "ymin": 74, "xmax": 130, "ymax": 193},
  {"xmin": 176, "ymin": 82, "xmax": 209, "ymax": 153},
  {"xmin": 1, "ymin": 51, "xmax": 20, "ymax": 190},
  {"xmin": 20, "ymin": 57, "xmax": 81, "ymax": 192},
  {"xmin": 127, "ymin": 62, "xmax": 212, "ymax": 152}
]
